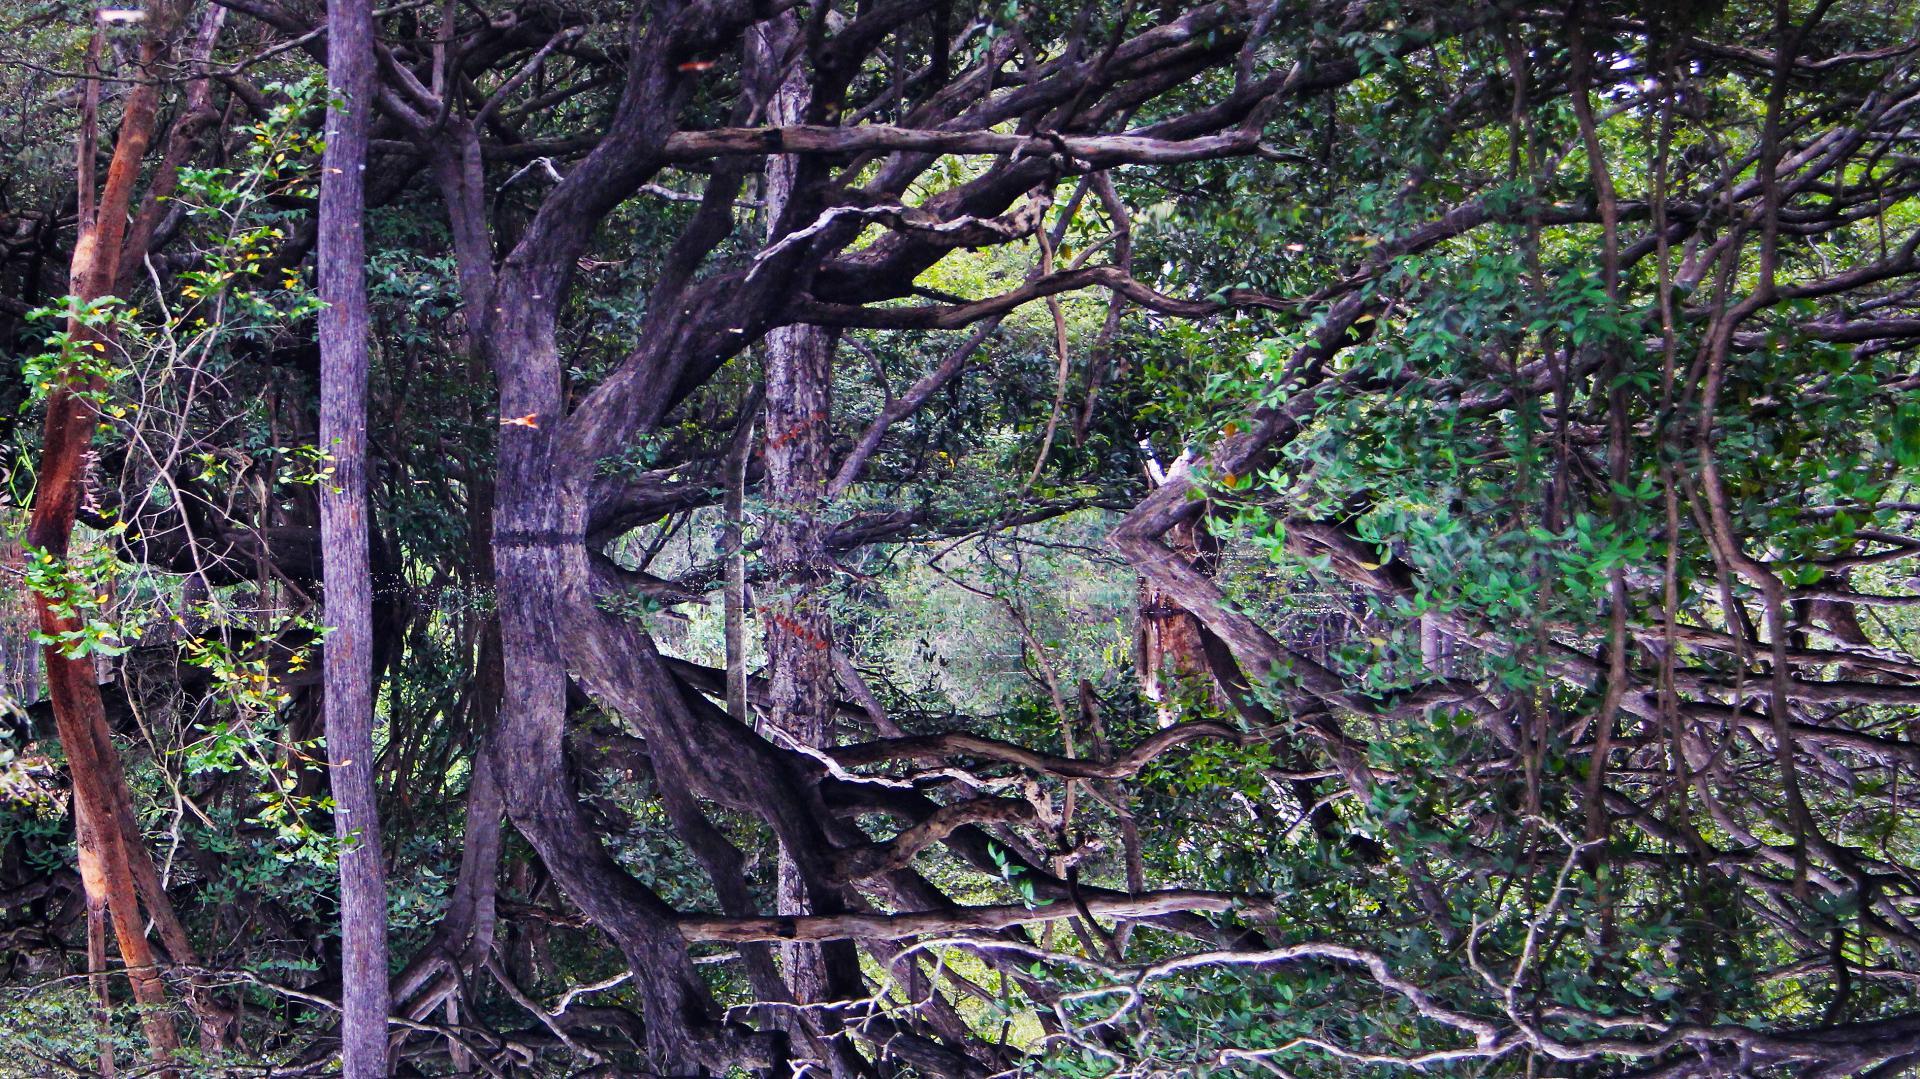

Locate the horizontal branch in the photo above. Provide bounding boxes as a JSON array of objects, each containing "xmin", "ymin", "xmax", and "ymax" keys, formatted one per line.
[
  {"xmin": 797, "ymin": 264, "xmax": 1290, "ymax": 330},
  {"xmin": 662, "ymin": 123, "xmax": 1260, "ymax": 168},
  {"xmin": 676, "ymin": 889, "xmax": 1259, "ymax": 943},
  {"xmin": 831, "ymin": 720, "xmax": 1249, "ymax": 779}
]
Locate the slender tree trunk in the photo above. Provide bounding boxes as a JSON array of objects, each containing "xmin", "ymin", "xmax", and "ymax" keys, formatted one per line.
[
  {"xmin": 753, "ymin": 22, "xmax": 844, "ymax": 1018},
  {"xmin": 83, "ymin": 806, "xmax": 116, "ymax": 1079},
  {"xmin": 385, "ymin": 124, "xmax": 505, "ymax": 1023},
  {"xmin": 1135, "ymin": 465, "xmax": 1225, "ymax": 726},
  {"xmin": 389, "ymin": 487, "xmax": 503, "ymax": 1018},
  {"xmin": 723, "ymin": 392, "xmax": 754, "ymax": 726},
  {"xmin": 746, "ymin": 29, "xmax": 875, "ymax": 1078},
  {"xmin": 318, "ymin": 0, "xmax": 391, "ymax": 1072},
  {"xmin": 28, "ymin": 3, "xmax": 195, "ymax": 1067}
]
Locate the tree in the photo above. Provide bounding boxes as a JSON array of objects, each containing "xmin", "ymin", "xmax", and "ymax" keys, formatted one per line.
[
  {"xmin": 2, "ymin": 0, "xmax": 1920, "ymax": 1075},
  {"xmin": 13, "ymin": 0, "xmax": 225, "ymax": 1068},
  {"xmin": 316, "ymin": 0, "xmax": 390, "ymax": 1071}
]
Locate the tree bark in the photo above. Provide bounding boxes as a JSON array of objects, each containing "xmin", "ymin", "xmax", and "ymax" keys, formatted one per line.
[
  {"xmin": 27, "ymin": 2, "xmax": 196, "ymax": 1067},
  {"xmin": 751, "ymin": 31, "xmax": 871, "ymax": 1067},
  {"xmin": 757, "ymin": 7, "xmax": 831, "ymax": 944},
  {"xmin": 318, "ymin": 0, "xmax": 392, "ymax": 1071}
]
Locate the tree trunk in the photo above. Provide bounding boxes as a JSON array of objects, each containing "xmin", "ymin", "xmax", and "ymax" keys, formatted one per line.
[
  {"xmin": 752, "ymin": 29, "xmax": 871, "ymax": 1063},
  {"xmin": 27, "ymin": 2, "xmax": 197, "ymax": 1067},
  {"xmin": 318, "ymin": 0, "xmax": 391, "ymax": 1071},
  {"xmin": 1136, "ymin": 464, "xmax": 1225, "ymax": 726}
]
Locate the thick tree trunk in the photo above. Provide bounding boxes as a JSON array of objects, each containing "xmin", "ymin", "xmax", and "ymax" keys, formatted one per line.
[
  {"xmin": 494, "ymin": 479, "xmax": 731, "ymax": 1070},
  {"xmin": 483, "ymin": 263, "xmax": 741, "ymax": 1067},
  {"xmin": 317, "ymin": 0, "xmax": 391, "ymax": 1071},
  {"xmin": 415, "ymin": 74, "xmax": 746, "ymax": 1073}
]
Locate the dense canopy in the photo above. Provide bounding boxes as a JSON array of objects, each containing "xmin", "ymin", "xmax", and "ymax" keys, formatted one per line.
[{"xmin": 4, "ymin": 0, "xmax": 1920, "ymax": 1075}]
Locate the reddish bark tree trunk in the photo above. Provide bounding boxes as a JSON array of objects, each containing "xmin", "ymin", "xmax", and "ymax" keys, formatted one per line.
[{"xmin": 26, "ymin": 2, "xmax": 196, "ymax": 1067}]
